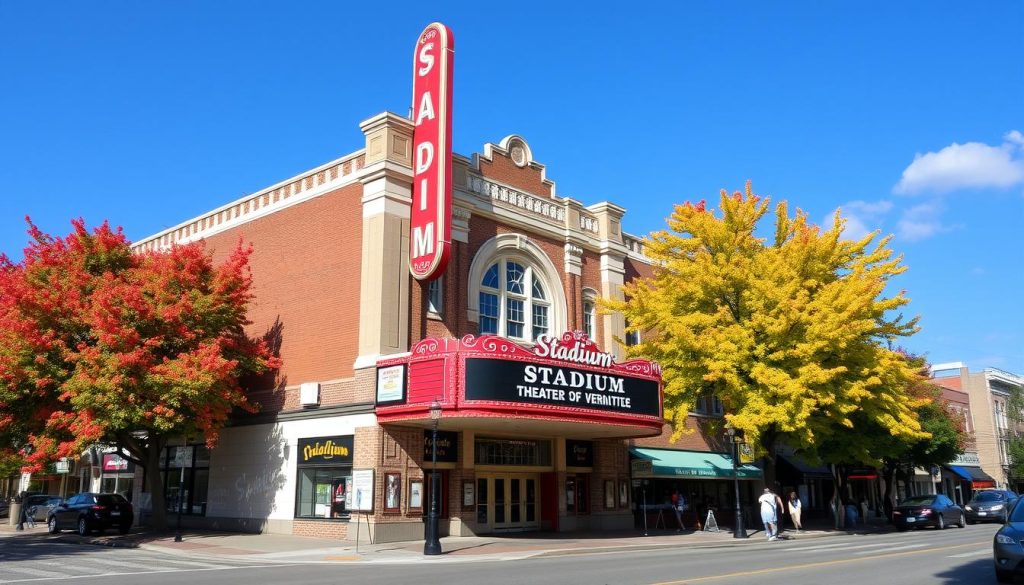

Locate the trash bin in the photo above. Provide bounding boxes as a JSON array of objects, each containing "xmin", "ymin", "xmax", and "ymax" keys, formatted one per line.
[{"xmin": 8, "ymin": 501, "xmax": 21, "ymax": 527}]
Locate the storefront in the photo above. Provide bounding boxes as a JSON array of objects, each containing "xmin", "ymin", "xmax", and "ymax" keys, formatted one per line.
[
  {"xmin": 776, "ymin": 453, "xmax": 833, "ymax": 519},
  {"xmin": 629, "ymin": 447, "xmax": 761, "ymax": 530},
  {"xmin": 100, "ymin": 452, "xmax": 135, "ymax": 502},
  {"xmin": 375, "ymin": 332, "xmax": 663, "ymax": 537}
]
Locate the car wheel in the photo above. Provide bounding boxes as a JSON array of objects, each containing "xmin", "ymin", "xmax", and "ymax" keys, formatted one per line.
[
  {"xmin": 47, "ymin": 516, "xmax": 59, "ymax": 534},
  {"xmin": 957, "ymin": 513, "xmax": 965, "ymax": 528},
  {"xmin": 937, "ymin": 514, "xmax": 945, "ymax": 530},
  {"xmin": 77, "ymin": 517, "xmax": 90, "ymax": 537},
  {"xmin": 996, "ymin": 567, "xmax": 1014, "ymax": 583}
]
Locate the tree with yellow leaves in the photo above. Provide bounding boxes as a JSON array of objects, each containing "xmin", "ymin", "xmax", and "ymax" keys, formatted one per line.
[{"xmin": 606, "ymin": 182, "xmax": 929, "ymax": 483}]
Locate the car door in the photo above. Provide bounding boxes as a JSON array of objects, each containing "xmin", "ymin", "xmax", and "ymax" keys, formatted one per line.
[
  {"xmin": 63, "ymin": 495, "xmax": 84, "ymax": 528},
  {"xmin": 54, "ymin": 495, "xmax": 75, "ymax": 528}
]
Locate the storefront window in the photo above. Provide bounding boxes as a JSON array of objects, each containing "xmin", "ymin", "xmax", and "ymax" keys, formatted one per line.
[
  {"xmin": 475, "ymin": 438, "xmax": 552, "ymax": 466},
  {"xmin": 161, "ymin": 444, "xmax": 209, "ymax": 516},
  {"xmin": 295, "ymin": 435, "xmax": 354, "ymax": 520},
  {"xmin": 566, "ymin": 475, "xmax": 589, "ymax": 514}
]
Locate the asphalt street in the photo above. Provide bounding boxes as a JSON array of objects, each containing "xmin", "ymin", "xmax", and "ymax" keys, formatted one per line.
[{"xmin": 0, "ymin": 523, "xmax": 1004, "ymax": 585}]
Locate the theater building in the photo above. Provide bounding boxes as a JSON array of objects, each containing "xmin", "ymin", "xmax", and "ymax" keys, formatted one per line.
[{"xmin": 130, "ymin": 112, "xmax": 698, "ymax": 541}]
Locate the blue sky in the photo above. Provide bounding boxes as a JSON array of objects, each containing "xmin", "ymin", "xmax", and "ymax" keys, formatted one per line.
[{"xmin": 2, "ymin": 1, "xmax": 1021, "ymax": 373}]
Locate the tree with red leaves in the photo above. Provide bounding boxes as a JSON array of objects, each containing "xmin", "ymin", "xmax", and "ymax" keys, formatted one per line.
[{"xmin": 0, "ymin": 219, "xmax": 279, "ymax": 529}]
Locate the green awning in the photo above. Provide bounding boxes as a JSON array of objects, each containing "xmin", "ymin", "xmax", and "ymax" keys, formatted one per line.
[{"xmin": 630, "ymin": 447, "xmax": 762, "ymax": 480}]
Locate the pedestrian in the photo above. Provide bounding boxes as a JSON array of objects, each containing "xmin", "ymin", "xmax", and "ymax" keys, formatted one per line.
[
  {"xmin": 788, "ymin": 491, "xmax": 803, "ymax": 532},
  {"xmin": 670, "ymin": 489, "xmax": 687, "ymax": 531},
  {"xmin": 758, "ymin": 488, "xmax": 778, "ymax": 540}
]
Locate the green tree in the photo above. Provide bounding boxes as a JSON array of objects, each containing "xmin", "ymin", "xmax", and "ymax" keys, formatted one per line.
[
  {"xmin": 0, "ymin": 220, "xmax": 279, "ymax": 528},
  {"xmin": 605, "ymin": 183, "xmax": 929, "ymax": 485},
  {"xmin": 1005, "ymin": 383, "xmax": 1024, "ymax": 485}
]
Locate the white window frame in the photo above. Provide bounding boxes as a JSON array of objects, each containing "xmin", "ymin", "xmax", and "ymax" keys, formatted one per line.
[
  {"xmin": 427, "ymin": 277, "xmax": 443, "ymax": 317},
  {"xmin": 478, "ymin": 257, "xmax": 551, "ymax": 341},
  {"xmin": 467, "ymin": 234, "xmax": 567, "ymax": 342},
  {"xmin": 582, "ymin": 288, "xmax": 597, "ymax": 341}
]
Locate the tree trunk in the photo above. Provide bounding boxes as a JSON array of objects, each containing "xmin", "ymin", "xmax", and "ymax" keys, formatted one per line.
[
  {"xmin": 831, "ymin": 463, "xmax": 844, "ymax": 529},
  {"xmin": 145, "ymin": 440, "xmax": 168, "ymax": 530},
  {"xmin": 880, "ymin": 461, "xmax": 897, "ymax": 521}
]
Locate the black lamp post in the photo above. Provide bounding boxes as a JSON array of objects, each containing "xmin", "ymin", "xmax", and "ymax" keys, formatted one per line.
[
  {"xmin": 424, "ymin": 399, "xmax": 443, "ymax": 556},
  {"xmin": 174, "ymin": 440, "xmax": 188, "ymax": 542},
  {"xmin": 726, "ymin": 425, "xmax": 748, "ymax": 539}
]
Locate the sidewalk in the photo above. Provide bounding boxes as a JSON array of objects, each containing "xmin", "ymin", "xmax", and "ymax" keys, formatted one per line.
[{"xmin": 0, "ymin": 516, "xmax": 893, "ymax": 564}]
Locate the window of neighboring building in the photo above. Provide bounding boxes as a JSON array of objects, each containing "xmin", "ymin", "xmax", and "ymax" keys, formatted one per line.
[
  {"xmin": 624, "ymin": 320, "xmax": 640, "ymax": 346},
  {"xmin": 161, "ymin": 444, "xmax": 209, "ymax": 516},
  {"xmin": 478, "ymin": 259, "xmax": 550, "ymax": 341},
  {"xmin": 294, "ymin": 435, "xmax": 354, "ymax": 520},
  {"xmin": 582, "ymin": 289, "xmax": 597, "ymax": 340},
  {"xmin": 427, "ymin": 277, "xmax": 443, "ymax": 316}
]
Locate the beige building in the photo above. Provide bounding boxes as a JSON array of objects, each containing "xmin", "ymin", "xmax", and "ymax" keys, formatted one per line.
[{"xmin": 932, "ymin": 362, "xmax": 1024, "ymax": 490}]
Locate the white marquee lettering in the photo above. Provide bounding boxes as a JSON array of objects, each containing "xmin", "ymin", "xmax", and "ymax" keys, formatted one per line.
[
  {"xmin": 416, "ymin": 141, "xmax": 435, "ymax": 174},
  {"xmin": 417, "ymin": 43, "xmax": 435, "ymax": 76},
  {"xmin": 416, "ymin": 92, "xmax": 436, "ymax": 125},
  {"xmin": 413, "ymin": 223, "xmax": 435, "ymax": 257}
]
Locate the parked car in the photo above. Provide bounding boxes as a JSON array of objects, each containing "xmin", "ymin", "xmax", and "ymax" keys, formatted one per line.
[
  {"xmin": 0, "ymin": 498, "xmax": 8, "ymax": 518},
  {"xmin": 24, "ymin": 494, "xmax": 63, "ymax": 522},
  {"xmin": 47, "ymin": 493, "xmax": 133, "ymax": 536},
  {"xmin": 993, "ymin": 496, "xmax": 1024, "ymax": 582},
  {"xmin": 965, "ymin": 489, "xmax": 1018, "ymax": 524},
  {"xmin": 891, "ymin": 494, "xmax": 965, "ymax": 530}
]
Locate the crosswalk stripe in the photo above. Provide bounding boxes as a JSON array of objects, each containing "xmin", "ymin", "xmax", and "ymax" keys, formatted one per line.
[
  {"xmin": 135, "ymin": 556, "xmax": 234, "ymax": 569},
  {"xmin": 947, "ymin": 548, "xmax": 991, "ymax": 558},
  {"xmin": 0, "ymin": 565, "xmax": 69, "ymax": 579},
  {"xmin": 854, "ymin": 543, "xmax": 925, "ymax": 555}
]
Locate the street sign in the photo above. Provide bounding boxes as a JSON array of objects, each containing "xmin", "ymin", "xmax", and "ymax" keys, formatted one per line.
[{"xmin": 55, "ymin": 458, "xmax": 70, "ymax": 474}]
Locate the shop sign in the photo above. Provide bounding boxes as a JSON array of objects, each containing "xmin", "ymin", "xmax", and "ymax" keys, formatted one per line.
[
  {"xmin": 631, "ymin": 459, "xmax": 653, "ymax": 478},
  {"xmin": 102, "ymin": 453, "xmax": 133, "ymax": 473},
  {"xmin": 376, "ymin": 364, "xmax": 407, "ymax": 405},
  {"xmin": 565, "ymin": 440, "xmax": 593, "ymax": 467},
  {"xmin": 351, "ymin": 469, "xmax": 374, "ymax": 511},
  {"xmin": 55, "ymin": 458, "xmax": 70, "ymax": 474},
  {"xmin": 424, "ymin": 430, "xmax": 458, "ymax": 463},
  {"xmin": 298, "ymin": 435, "xmax": 354, "ymax": 466},
  {"xmin": 409, "ymin": 22, "xmax": 454, "ymax": 281},
  {"xmin": 952, "ymin": 452, "xmax": 981, "ymax": 466},
  {"xmin": 464, "ymin": 358, "xmax": 661, "ymax": 418}
]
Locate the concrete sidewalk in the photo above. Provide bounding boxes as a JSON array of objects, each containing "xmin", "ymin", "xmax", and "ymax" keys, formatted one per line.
[{"xmin": 0, "ymin": 516, "xmax": 893, "ymax": 564}]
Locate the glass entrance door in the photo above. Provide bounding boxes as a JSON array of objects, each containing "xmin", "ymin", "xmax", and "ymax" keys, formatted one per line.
[{"xmin": 476, "ymin": 474, "xmax": 540, "ymax": 532}]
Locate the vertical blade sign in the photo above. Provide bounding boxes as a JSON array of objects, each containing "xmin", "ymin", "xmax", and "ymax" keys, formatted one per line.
[{"xmin": 410, "ymin": 22, "xmax": 454, "ymax": 281}]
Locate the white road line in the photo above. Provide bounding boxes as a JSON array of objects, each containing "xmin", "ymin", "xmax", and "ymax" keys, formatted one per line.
[
  {"xmin": 0, "ymin": 563, "xmax": 292, "ymax": 584},
  {"xmin": 854, "ymin": 543, "xmax": 926, "ymax": 555},
  {"xmin": 68, "ymin": 558, "xmax": 176, "ymax": 573},
  {"xmin": 0, "ymin": 566, "xmax": 69, "ymax": 580},
  {"xmin": 947, "ymin": 548, "xmax": 992, "ymax": 558},
  {"xmin": 785, "ymin": 542, "xmax": 894, "ymax": 553},
  {"xmin": 133, "ymin": 557, "xmax": 235, "ymax": 569},
  {"xmin": 32, "ymin": 561, "xmax": 107, "ymax": 575}
]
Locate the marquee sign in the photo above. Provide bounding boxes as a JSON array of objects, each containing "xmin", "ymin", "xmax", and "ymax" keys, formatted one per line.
[
  {"xmin": 409, "ymin": 22, "xmax": 454, "ymax": 281},
  {"xmin": 375, "ymin": 333, "xmax": 664, "ymax": 433}
]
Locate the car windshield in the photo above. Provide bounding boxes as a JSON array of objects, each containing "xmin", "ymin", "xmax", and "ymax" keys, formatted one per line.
[
  {"xmin": 975, "ymin": 491, "xmax": 1009, "ymax": 502},
  {"xmin": 96, "ymin": 494, "xmax": 128, "ymax": 505},
  {"xmin": 899, "ymin": 496, "xmax": 935, "ymax": 506}
]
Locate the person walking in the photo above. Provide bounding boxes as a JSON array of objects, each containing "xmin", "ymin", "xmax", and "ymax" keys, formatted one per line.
[
  {"xmin": 670, "ymin": 490, "xmax": 687, "ymax": 531},
  {"xmin": 788, "ymin": 491, "xmax": 803, "ymax": 532},
  {"xmin": 758, "ymin": 488, "xmax": 779, "ymax": 540}
]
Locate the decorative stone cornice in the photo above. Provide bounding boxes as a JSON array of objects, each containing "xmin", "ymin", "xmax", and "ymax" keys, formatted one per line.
[{"xmin": 467, "ymin": 175, "xmax": 565, "ymax": 224}]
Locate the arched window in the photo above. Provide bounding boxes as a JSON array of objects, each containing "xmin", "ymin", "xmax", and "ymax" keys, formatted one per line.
[
  {"xmin": 468, "ymin": 234, "xmax": 567, "ymax": 343},
  {"xmin": 479, "ymin": 258, "xmax": 550, "ymax": 341}
]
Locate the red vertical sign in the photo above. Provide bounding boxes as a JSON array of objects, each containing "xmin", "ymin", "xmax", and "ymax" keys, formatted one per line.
[{"xmin": 410, "ymin": 22, "xmax": 454, "ymax": 281}]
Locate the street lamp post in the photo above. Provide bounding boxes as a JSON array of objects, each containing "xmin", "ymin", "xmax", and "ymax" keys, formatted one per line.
[
  {"xmin": 174, "ymin": 439, "xmax": 187, "ymax": 542},
  {"xmin": 424, "ymin": 399, "xmax": 443, "ymax": 556},
  {"xmin": 726, "ymin": 425, "xmax": 748, "ymax": 539}
]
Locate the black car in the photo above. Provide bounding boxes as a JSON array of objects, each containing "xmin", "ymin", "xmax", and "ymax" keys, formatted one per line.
[
  {"xmin": 965, "ymin": 489, "xmax": 1018, "ymax": 524},
  {"xmin": 47, "ymin": 493, "xmax": 133, "ymax": 536},
  {"xmin": 892, "ymin": 494, "xmax": 965, "ymax": 530},
  {"xmin": 993, "ymin": 496, "xmax": 1024, "ymax": 582}
]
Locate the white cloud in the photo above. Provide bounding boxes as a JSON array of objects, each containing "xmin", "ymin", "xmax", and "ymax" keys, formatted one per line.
[
  {"xmin": 897, "ymin": 201, "xmax": 951, "ymax": 241},
  {"xmin": 826, "ymin": 200, "xmax": 893, "ymax": 240},
  {"xmin": 893, "ymin": 131, "xmax": 1024, "ymax": 195}
]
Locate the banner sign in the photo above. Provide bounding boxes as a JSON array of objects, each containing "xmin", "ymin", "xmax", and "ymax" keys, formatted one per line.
[
  {"xmin": 464, "ymin": 358, "xmax": 660, "ymax": 417},
  {"xmin": 297, "ymin": 435, "xmax": 354, "ymax": 466},
  {"xmin": 424, "ymin": 430, "xmax": 459, "ymax": 463},
  {"xmin": 102, "ymin": 453, "xmax": 134, "ymax": 473},
  {"xmin": 565, "ymin": 440, "xmax": 594, "ymax": 467},
  {"xmin": 409, "ymin": 22, "xmax": 454, "ymax": 281}
]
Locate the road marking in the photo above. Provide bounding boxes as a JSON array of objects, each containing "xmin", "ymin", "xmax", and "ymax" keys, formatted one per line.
[
  {"xmin": 0, "ymin": 563, "xmax": 294, "ymax": 584},
  {"xmin": 947, "ymin": 548, "xmax": 991, "ymax": 558},
  {"xmin": 649, "ymin": 540, "xmax": 989, "ymax": 584},
  {"xmin": 852, "ymin": 543, "xmax": 924, "ymax": 555},
  {"xmin": 785, "ymin": 542, "xmax": 894, "ymax": 553},
  {"xmin": 0, "ymin": 567, "xmax": 68, "ymax": 580}
]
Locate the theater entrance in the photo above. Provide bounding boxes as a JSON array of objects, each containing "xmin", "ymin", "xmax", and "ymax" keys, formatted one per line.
[{"xmin": 475, "ymin": 474, "xmax": 540, "ymax": 533}]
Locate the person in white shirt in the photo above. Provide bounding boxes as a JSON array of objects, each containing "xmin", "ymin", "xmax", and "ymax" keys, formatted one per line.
[
  {"xmin": 759, "ymin": 488, "xmax": 779, "ymax": 540},
  {"xmin": 788, "ymin": 491, "xmax": 803, "ymax": 532}
]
